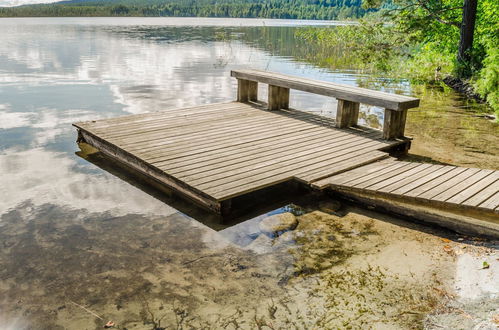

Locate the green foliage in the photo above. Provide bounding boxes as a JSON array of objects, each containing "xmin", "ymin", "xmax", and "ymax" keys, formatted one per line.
[
  {"xmin": 296, "ymin": 20, "xmax": 409, "ymax": 72},
  {"xmin": 475, "ymin": 45, "xmax": 499, "ymax": 113},
  {"xmin": 296, "ymin": 0, "xmax": 498, "ymax": 112},
  {"xmin": 399, "ymin": 44, "xmax": 455, "ymax": 82},
  {"xmin": 0, "ymin": 0, "xmax": 372, "ymax": 19}
]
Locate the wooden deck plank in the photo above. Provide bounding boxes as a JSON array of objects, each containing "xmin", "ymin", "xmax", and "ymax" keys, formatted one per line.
[
  {"xmin": 478, "ymin": 191, "xmax": 499, "ymax": 211},
  {"xmin": 168, "ymin": 129, "xmax": 359, "ymax": 177},
  {"xmin": 378, "ymin": 164, "xmax": 441, "ymax": 193},
  {"xmin": 107, "ymin": 111, "xmax": 291, "ymax": 146},
  {"xmin": 107, "ymin": 105, "xmax": 336, "ymax": 141},
  {"xmin": 79, "ymin": 102, "xmax": 241, "ymax": 129},
  {"xmin": 137, "ymin": 121, "xmax": 320, "ymax": 161},
  {"xmin": 182, "ymin": 135, "xmax": 383, "ymax": 185},
  {"xmin": 211, "ymin": 150, "xmax": 387, "ymax": 200},
  {"xmin": 323, "ymin": 160, "xmax": 408, "ymax": 188},
  {"xmin": 354, "ymin": 162, "xmax": 420, "ymax": 189},
  {"xmin": 447, "ymin": 172, "xmax": 499, "ymax": 204},
  {"xmin": 374, "ymin": 163, "xmax": 434, "ymax": 192},
  {"xmin": 417, "ymin": 168, "xmax": 482, "ymax": 200},
  {"xmin": 391, "ymin": 165, "xmax": 455, "ymax": 195},
  {"xmin": 404, "ymin": 167, "xmax": 468, "ymax": 197},
  {"xmin": 432, "ymin": 169, "xmax": 495, "ymax": 202},
  {"xmin": 295, "ymin": 151, "xmax": 389, "ymax": 183},
  {"xmin": 308, "ymin": 158, "xmax": 397, "ymax": 189},
  {"xmin": 95, "ymin": 106, "xmax": 262, "ymax": 138},
  {"xmin": 160, "ymin": 128, "xmax": 359, "ymax": 172},
  {"xmin": 141, "ymin": 123, "xmax": 384, "ymax": 165},
  {"xmin": 462, "ymin": 178, "xmax": 499, "ymax": 207},
  {"xmin": 202, "ymin": 141, "xmax": 385, "ymax": 196},
  {"xmin": 119, "ymin": 108, "xmax": 338, "ymax": 151}
]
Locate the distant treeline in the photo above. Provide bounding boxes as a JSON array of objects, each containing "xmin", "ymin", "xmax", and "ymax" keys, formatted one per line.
[{"xmin": 0, "ymin": 0, "xmax": 371, "ymax": 19}]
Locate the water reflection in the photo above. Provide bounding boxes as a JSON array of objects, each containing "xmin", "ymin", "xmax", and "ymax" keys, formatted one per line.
[{"xmin": 0, "ymin": 18, "xmax": 497, "ymax": 329}]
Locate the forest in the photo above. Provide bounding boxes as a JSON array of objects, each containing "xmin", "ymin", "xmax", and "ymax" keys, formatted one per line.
[{"xmin": 0, "ymin": 0, "xmax": 370, "ymax": 19}]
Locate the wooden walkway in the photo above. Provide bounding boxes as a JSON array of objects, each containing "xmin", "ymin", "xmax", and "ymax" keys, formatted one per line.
[
  {"xmin": 74, "ymin": 101, "xmax": 406, "ymax": 212},
  {"xmin": 313, "ymin": 158, "xmax": 499, "ymax": 215}
]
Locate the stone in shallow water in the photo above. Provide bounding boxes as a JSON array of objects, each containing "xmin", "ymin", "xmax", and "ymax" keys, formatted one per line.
[
  {"xmin": 319, "ymin": 200, "xmax": 342, "ymax": 214},
  {"xmin": 259, "ymin": 212, "xmax": 298, "ymax": 237}
]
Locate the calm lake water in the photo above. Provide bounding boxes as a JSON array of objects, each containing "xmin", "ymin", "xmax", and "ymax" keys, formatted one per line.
[{"xmin": 0, "ymin": 18, "xmax": 498, "ymax": 329}]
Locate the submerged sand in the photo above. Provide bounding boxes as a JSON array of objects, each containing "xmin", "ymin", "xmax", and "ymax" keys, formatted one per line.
[{"xmin": 0, "ymin": 200, "xmax": 497, "ymax": 329}]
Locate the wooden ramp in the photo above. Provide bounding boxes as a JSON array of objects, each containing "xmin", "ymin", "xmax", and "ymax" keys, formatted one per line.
[
  {"xmin": 313, "ymin": 158, "xmax": 499, "ymax": 215},
  {"xmin": 74, "ymin": 102, "xmax": 406, "ymax": 212}
]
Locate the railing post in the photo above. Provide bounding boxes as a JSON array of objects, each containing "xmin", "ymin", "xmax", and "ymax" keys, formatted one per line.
[
  {"xmin": 336, "ymin": 99, "xmax": 360, "ymax": 128},
  {"xmin": 237, "ymin": 79, "xmax": 258, "ymax": 103},
  {"xmin": 248, "ymin": 81, "xmax": 258, "ymax": 102},
  {"xmin": 268, "ymin": 85, "xmax": 289, "ymax": 110},
  {"xmin": 383, "ymin": 109, "xmax": 407, "ymax": 139},
  {"xmin": 279, "ymin": 87, "xmax": 289, "ymax": 109},
  {"xmin": 237, "ymin": 79, "xmax": 249, "ymax": 102}
]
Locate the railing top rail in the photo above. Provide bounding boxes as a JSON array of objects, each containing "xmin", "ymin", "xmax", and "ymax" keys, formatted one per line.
[{"xmin": 231, "ymin": 69, "xmax": 420, "ymax": 111}]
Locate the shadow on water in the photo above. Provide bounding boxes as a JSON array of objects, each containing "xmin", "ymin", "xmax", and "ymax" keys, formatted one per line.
[{"xmin": 76, "ymin": 142, "xmax": 316, "ymax": 231}]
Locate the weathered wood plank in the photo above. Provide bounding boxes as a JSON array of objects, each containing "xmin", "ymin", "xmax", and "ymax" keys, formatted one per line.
[
  {"xmin": 418, "ymin": 168, "xmax": 482, "ymax": 200},
  {"xmin": 336, "ymin": 99, "xmax": 360, "ymax": 128},
  {"xmin": 404, "ymin": 167, "xmax": 468, "ymax": 197},
  {"xmin": 432, "ymin": 169, "xmax": 494, "ymax": 202},
  {"xmin": 379, "ymin": 164, "xmax": 443, "ymax": 193},
  {"xmin": 309, "ymin": 158, "xmax": 397, "ymax": 189},
  {"xmin": 201, "ymin": 140, "xmax": 385, "ymax": 194},
  {"xmin": 332, "ymin": 161, "xmax": 409, "ymax": 187},
  {"xmin": 447, "ymin": 172, "xmax": 499, "ymax": 204},
  {"xmin": 168, "ymin": 129, "xmax": 356, "ymax": 176},
  {"xmin": 478, "ymin": 191, "xmax": 499, "ymax": 211},
  {"xmin": 373, "ymin": 163, "xmax": 433, "ymax": 192},
  {"xmin": 383, "ymin": 108, "xmax": 406, "ymax": 140},
  {"xmin": 354, "ymin": 162, "xmax": 420, "ymax": 189},
  {"xmin": 295, "ymin": 151, "xmax": 389, "ymax": 183},
  {"xmin": 183, "ymin": 135, "xmax": 384, "ymax": 185},
  {"xmin": 391, "ymin": 165, "xmax": 455, "ymax": 195},
  {"xmin": 237, "ymin": 79, "xmax": 250, "ymax": 102},
  {"xmin": 162, "ymin": 128, "xmax": 356, "ymax": 172},
  {"xmin": 231, "ymin": 69, "xmax": 420, "ymax": 111},
  {"xmin": 462, "ymin": 178, "xmax": 499, "ymax": 207},
  {"xmin": 212, "ymin": 150, "xmax": 387, "ymax": 200}
]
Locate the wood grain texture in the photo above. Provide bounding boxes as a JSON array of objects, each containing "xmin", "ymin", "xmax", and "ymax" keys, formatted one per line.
[
  {"xmin": 74, "ymin": 101, "xmax": 406, "ymax": 209},
  {"xmin": 314, "ymin": 160, "xmax": 499, "ymax": 216},
  {"xmin": 231, "ymin": 69, "xmax": 420, "ymax": 111}
]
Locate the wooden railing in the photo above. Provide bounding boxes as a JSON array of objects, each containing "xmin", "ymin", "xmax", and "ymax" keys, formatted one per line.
[{"xmin": 231, "ymin": 69, "xmax": 420, "ymax": 140}]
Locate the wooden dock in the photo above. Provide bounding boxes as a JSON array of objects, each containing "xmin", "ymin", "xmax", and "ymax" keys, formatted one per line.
[
  {"xmin": 314, "ymin": 158, "xmax": 499, "ymax": 214},
  {"xmin": 74, "ymin": 69, "xmax": 498, "ymax": 236},
  {"xmin": 74, "ymin": 102, "xmax": 406, "ymax": 212}
]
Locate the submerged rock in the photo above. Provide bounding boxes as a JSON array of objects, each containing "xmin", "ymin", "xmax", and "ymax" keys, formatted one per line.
[
  {"xmin": 259, "ymin": 212, "xmax": 298, "ymax": 237},
  {"xmin": 319, "ymin": 200, "xmax": 341, "ymax": 214}
]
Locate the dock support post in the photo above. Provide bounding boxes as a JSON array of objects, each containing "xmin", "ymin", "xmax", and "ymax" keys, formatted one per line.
[
  {"xmin": 248, "ymin": 81, "xmax": 258, "ymax": 102},
  {"xmin": 237, "ymin": 79, "xmax": 258, "ymax": 102},
  {"xmin": 336, "ymin": 99, "xmax": 360, "ymax": 128},
  {"xmin": 383, "ymin": 108, "xmax": 407, "ymax": 139},
  {"xmin": 268, "ymin": 85, "xmax": 289, "ymax": 110}
]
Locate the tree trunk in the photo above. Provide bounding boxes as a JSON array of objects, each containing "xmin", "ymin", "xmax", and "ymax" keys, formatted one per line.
[{"xmin": 457, "ymin": 0, "xmax": 478, "ymax": 73}]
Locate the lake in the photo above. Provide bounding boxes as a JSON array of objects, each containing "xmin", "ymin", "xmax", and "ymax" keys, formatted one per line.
[{"xmin": 0, "ymin": 17, "xmax": 497, "ymax": 329}]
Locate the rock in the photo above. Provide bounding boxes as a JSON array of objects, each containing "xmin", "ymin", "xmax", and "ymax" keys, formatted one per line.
[
  {"xmin": 259, "ymin": 212, "xmax": 298, "ymax": 237},
  {"xmin": 319, "ymin": 200, "xmax": 341, "ymax": 214}
]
